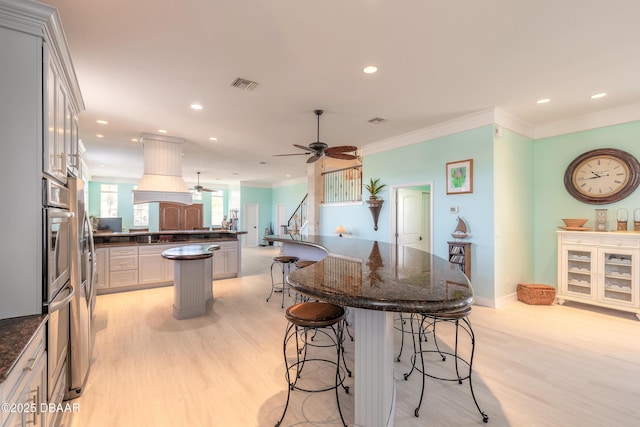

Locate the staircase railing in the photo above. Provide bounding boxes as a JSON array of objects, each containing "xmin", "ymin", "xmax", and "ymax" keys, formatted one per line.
[
  {"xmin": 287, "ymin": 193, "xmax": 308, "ymax": 233},
  {"xmin": 322, "ymin": 165, "xmax": 362, "ymax": 203}
]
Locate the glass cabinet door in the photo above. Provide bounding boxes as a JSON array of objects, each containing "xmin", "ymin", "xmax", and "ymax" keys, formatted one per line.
[
  {"xmin": 564, "ymin": 248, "xmax": 596, "ymax": 298},
  {"xmin": 599, "ymin": 249, "xmax": 636, "ymax": 306}
]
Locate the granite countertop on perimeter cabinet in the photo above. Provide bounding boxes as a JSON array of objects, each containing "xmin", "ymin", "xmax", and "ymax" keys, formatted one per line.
[
  {"xmin": 0, "ymin": 314, "xmax": 48, "ymax": 384},
  {"xmin": 93, "ymin": 229, "xmax": 247, "ymax": 247}
]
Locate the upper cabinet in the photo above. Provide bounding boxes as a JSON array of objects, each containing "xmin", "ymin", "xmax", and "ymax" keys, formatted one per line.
[
  {"xmin": 159, "ymin": 202, "xmax": 203, "ymax": 230},
  {"xmin": 0, "ymin": 0, "xmax": 83, "ymax": 318},
  {"xmin": 43, "ymin": 40, "xmax": 83, "ymax": 182}
]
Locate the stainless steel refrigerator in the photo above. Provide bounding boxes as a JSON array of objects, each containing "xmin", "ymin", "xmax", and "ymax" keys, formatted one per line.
[{"xmin": 65, "ymin": 176, "xmax": 96, "ymax": 400}]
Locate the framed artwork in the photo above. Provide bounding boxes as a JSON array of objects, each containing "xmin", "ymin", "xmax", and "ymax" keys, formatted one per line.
[{"xmin": 446, "ymin": 159, "xmax": 473, "ymax": 194}]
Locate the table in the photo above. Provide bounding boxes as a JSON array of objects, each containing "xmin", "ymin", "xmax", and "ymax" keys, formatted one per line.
[
  {"xmin": 264, "ymin": 235, "xmax": 473, "ymax": 427},
  {"xmin": 161, "ymin": 244, "xmax": 220, "ymax": 319}
]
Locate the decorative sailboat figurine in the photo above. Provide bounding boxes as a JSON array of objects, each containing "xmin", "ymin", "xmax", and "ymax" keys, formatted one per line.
[{"xmin": 451, "ymin": 217, "xmax": 468, "ymax": 239}]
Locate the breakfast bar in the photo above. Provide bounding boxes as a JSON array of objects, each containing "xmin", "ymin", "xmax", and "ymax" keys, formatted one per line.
[{"xmin": 264, "ymin": 235, "xmax": 474, "ymax": 427}]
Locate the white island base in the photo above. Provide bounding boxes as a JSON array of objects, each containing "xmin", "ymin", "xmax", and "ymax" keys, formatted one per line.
[
  {"xmin": 172, "ymin": 257, "xmax": 213, "ymax": 319},
  {"xmin": 162, "ymin": 245, "xmax": 219, "ymax": 320}
]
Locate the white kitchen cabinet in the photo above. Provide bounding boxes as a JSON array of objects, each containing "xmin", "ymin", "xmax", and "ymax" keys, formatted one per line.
[
  {"xmin": 0, "ymin": 326, "xmax": 47, "ymax": 427},
  {"xmin": 0, "ymin": 1, "xmax": 83, "ymax": 319},
  {"xmin": 557, "ymin": 231, "xmax": 640, "ymax": 319},
  {"xmin": 95, "ymin": 248, "xmax": 109, "ymax": 289},
  {"xmin": 109, "ymin": 247, "xmax": 139, "ymax": 288},
  {"xmin": 139, "ymin": 244, "xmax": 176, "ymax": 285},
  {"xmin": 213, "ymin": 241, "xmax": 239, "ymax": 279}
]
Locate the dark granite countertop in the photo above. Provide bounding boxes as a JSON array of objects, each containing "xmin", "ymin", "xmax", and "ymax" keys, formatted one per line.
[
  {"xmin": 0, "ymin": 314, "xmax": 48, "ymax": 384},
  {"xmin": 264, "ymin": 235, "xmax": 473, "ymax": 314},
  {"xmin": 94, "ymin": 230, "xmax": 245, "ymax": 248},
  {"xmin": 161, "ymin": 244, "xmax": 220, "ymax": 260}
]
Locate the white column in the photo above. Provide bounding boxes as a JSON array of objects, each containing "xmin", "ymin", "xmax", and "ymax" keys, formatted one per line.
[{"xmin": 354, "ymin": 308, "xmax": 396, "ymax": 427}]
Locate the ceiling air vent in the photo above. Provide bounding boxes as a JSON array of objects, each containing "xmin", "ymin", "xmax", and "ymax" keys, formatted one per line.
[
  {"xmin": 230, "ymin": 77, "xmax": 258, "ymax": 91},
  {"xmin": 368, "ymin": 117, "xmax": 388, "ymax": 124}
]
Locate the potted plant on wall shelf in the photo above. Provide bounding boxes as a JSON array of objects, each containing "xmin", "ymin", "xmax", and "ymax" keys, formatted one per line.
[
  {"xmin": 364, "ymin": 178, "xmax": 385, "ymax": 230},
  {"xmin": 364, "ymin": 178, "xmax": 386, "ymax": 201}
]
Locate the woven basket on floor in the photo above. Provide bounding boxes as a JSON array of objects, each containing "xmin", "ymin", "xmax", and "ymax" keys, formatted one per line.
[{"xmin": 517, "ymin": 284, "xmax": 556, "ymax": 305}]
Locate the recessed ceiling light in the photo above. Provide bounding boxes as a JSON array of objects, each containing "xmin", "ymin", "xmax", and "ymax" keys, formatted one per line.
[
  {"xmin": 96, "ymin": 134, "xmax": 104, "ymax": 138},
  {"xmin": 131, "ymin": 138, "xmax": 138, "ymax": 142},
  {"xmin": 96, "ymin": 119, "xmax": 108, "ymax": 125},
  {"xmin": 536, "ymin": 98, "xmax": 551, "ymax": 104},
  {"xmin": 158, "ymin": 129, "xmax": 168, "ymax": 133},
  {"xmin": 190, "ymin": 103, "xmax": 203, "ymax": 110},
  {"xmin": 590, "ymin": 92, "xmax": 607, "ymax": 99},
  {"xmin": 285, "ymin": 174, "xmax": 291, "ymax": 178},
  {"xmin": 363, "ymin": 65, "xmax": 378, "ymax": 74},
  {"xmin": 209, "ymin": 137, "xmax": 218, "ymax": 141}
]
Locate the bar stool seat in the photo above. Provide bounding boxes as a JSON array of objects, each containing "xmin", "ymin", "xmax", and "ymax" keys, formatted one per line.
[
  {"xmin": 267, "ymin": 255, "xmax": 299, "ymax": 308},
  {"xmin": 294, "ymin": 259, "xmax": 316, "ymax": 269},
  {"xmin": 275, "ymin": 302, "xmax": 350, "ymax": 427},
  {"xmin": 403, "ymin": 307, "xmax": 488, "ymax": 423}
]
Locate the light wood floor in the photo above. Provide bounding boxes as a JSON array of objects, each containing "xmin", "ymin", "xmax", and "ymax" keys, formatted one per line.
[{"xmin": 60, "ymin": 246, "xmax": 640, "ymax": 427}]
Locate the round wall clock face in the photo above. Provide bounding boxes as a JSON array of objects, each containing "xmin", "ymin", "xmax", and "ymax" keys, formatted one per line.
[{"xmin": 564, "ymin": 148, "xmax": 640, "ymax": 204}]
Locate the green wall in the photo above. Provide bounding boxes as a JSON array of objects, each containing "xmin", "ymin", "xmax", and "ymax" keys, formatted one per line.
[
  {"xmin": 85, "ymin": 119, "xmax": 640, "ymax": 305},
  {"xmin": 272, "ymin": 181, "xmax": 308, "ymax": 232},
  {"xmin": 533, "ymin": 121, "xmax": 640, "ymax": 287},
  {"xmin": 88, "ymin": 180, "xmax": 218, "ymax": 231},
  {"xmin": 239, "ymin": 186, "xmax": 272, "ymax": 241},
  {"xmin": 319, "ymin": 126, "xmax": 497, "ymax": 300}
]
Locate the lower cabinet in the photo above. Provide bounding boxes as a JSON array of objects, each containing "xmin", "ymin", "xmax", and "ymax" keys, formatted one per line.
[
  {"xmin": 109, "ymin": 247, "xmax": 138, "ymax": 288},
  {"xmin": 94, "ymin": 248, "xmax": 109, "ymax": 289},
  {"xmin": 557, "ymin": 231, "xmax": 640, "ymax": 319},
  {"xmin": 139, "ymin": 244, "xmax": 176, "ymax": 285},
  {"xmin": 213, "ymin": 241, "xmax": 239, "ymax": 279},
  {"xmin": 96, "ymin": 240, "xmax": 239, "ymax": 293},
  {"xmin": 0, "ymin": 326, "xmax": 47, "ymax": 427}
]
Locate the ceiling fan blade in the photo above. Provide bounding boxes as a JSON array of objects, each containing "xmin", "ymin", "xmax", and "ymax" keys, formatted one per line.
[
  {"xmin": 273, "ymin": 152, "xmax": 311, "ymax": 157},
  {"xmin": 326, "ymin": 152, "xmax": 359, "ymax": 161},
  {"xmin": 306, "ymin": 154, "xmax": 323, "ymax": 163},
  {"xmin": 325, "ymin": 145, "xmax": 358, "ymax": 154},
  {"xmin": 293, "ymin": 144, "xmax": 312, "ymax": 151}
]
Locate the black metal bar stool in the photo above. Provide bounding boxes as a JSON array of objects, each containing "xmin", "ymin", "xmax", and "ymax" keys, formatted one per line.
[
  {"xmin": 267, "ymin": 255, "xmax": 299, "ymax": 308},
  {"xmin": 275, "ymin": 301, "xmax": 350, "ymax": 427},
  {"xmin": 403, "ymin": 307, "xmax": 489, "ymax": 423}
]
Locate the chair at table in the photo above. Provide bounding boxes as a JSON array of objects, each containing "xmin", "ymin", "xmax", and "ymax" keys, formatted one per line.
[
  {"xmin": 403, "ymin": 307, "xmax": 489, "ymax": 423},
  {"xmin": 275, "ymin": 301, "xmax": 350, "ymax": 427}
]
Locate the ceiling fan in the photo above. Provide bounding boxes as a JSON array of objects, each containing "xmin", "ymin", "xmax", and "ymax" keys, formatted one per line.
[
  {"xmin": 191, "ymin": 172, "xmax": 213, "ymax": 192},
  {"xmin": 274, "ymin": 109, "xmax": 359, "ymax": 163}
]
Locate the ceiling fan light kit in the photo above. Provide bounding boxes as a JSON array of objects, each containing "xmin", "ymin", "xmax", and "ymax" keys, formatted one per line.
[{"xmin": 274, "ymin": 109, "xmax": 359, "ymax": 163}]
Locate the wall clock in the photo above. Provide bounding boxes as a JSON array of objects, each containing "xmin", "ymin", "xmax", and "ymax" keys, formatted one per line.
[{"xmin": 564, "ymin": 148, "xmax": 640, "ymax": 205}]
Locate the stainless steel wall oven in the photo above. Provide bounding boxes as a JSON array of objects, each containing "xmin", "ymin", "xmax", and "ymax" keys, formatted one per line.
[{"xmin": 43, "ymin": 177, "xmax": 75, "ymax": 407}]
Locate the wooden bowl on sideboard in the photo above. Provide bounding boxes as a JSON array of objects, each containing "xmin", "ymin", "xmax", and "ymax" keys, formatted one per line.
[{"xmin": 561, "ymin": 218, "xmax": 588, "ymax": 228}]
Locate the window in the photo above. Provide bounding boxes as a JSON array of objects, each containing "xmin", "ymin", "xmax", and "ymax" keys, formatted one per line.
[
  {"xmin": 133, "ymin": 203, "xmax": 149, "ymax": 226},
  {"xmin": 191, "ymin": 191, "xmax": 203, "ymax": 201},
  {"xmin": 100, "ymin": 184, "xmax": 118, "ymax": 217},
  {"xmin": 211, "ymin": 191, "xmax": 224, "ymax": 226}
]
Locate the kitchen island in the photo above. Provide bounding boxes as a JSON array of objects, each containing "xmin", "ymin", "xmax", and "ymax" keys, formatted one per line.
[
  {"xmin": 162, "ymin": 245, "xmax": 219, "ymax": 319},
  {"xmin": 264, "ymin": 234, "xmax": 474, "ymax": 427},
  {"xmin": 93, "ymin": 230, "xmax": 245, "ymax": 293}
]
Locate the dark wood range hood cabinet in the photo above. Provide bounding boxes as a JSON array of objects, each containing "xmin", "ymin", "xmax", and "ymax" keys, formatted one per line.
[{"xmin": 159, "ymin": 202, "xmax": 203, "ymax": 230}]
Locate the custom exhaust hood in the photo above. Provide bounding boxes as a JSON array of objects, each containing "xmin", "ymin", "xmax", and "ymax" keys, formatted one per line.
[{"xmin": 132, "ymin": 133, "xmax": 193, "ymax": 205}]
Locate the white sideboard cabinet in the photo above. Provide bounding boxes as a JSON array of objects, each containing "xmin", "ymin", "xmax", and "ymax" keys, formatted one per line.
[{"xmin": 557, "ymin": 231, "xmax": 640, "ymax": 319}]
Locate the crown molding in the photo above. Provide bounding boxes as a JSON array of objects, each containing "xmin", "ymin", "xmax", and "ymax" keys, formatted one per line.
[
  {"xmin": 363, "ymin": 108, "xmax": 498, "ymax": 156},
  {"xmin": 533, "ymin": 102, "xmax": 640, "ymax": 139}
]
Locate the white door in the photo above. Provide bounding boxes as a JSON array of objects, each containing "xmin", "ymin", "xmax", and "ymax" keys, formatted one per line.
[
  {"xmin": 275, "ymin": 203, "xmax": 287, "ymax": 247},
  {"xmin": 243, "ymin": 203, "xmax": 259, "ymax": 247},
  {"xmin": 397, "ymin": 188, "xmax": 429, "ymax": 252}
]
